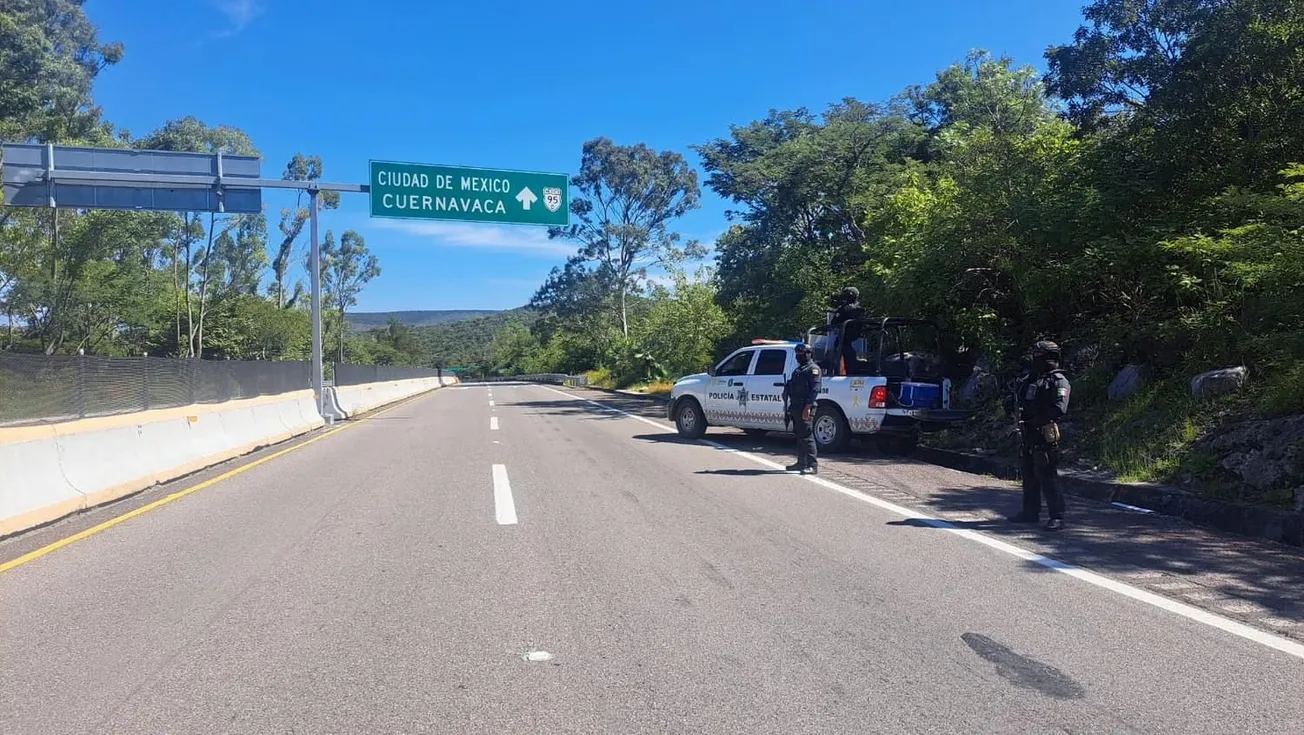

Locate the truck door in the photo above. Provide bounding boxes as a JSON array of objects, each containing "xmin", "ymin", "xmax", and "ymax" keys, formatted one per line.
[
  {"xmin": 704, "ymin": 349, "xmax": 757, "ymax": 426},
  {"xmin": 745, "ymin": 348, "xmax": 791, "ymax": 430}
]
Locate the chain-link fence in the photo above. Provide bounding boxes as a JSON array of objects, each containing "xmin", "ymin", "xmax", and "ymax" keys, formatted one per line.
[
  {"xmin": 333, "ymin": 363, "xmax": 445, "ymax": 386},
  {"xmin": 0, "ymin": 352, "xmax": 311, "ymax": 427}
]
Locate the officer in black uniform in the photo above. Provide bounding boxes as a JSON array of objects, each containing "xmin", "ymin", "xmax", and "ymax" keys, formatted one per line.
[
  {"xmin": 1007, "ymin": 341, "xmax": 1071, "ymax": 531},
  {"xmin": 830, "ymin": 287, "xmax": 865, "ymax": 375},
  {"xmin": 785, "ymin": 343, "xmax": 822, "ymax": 474}
]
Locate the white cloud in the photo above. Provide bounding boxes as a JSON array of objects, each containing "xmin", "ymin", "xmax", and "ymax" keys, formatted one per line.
[
  {"xmin": 212, "ymin": 0, "xmax": 263, "ymax": 36},
  {"xmin": 368, "ymin": 220, "xmax": 576, "ymax": 259}
]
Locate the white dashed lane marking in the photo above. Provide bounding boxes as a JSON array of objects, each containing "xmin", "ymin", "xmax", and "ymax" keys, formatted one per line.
[{"xmin": 493, "ymin": 464, "xmax": 517, "ymax": 526}]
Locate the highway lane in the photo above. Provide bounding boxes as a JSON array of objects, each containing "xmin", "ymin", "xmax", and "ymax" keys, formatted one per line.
[{"xmin": 1, "ymin": 383, "xmax": 1302, "ymax": 733}]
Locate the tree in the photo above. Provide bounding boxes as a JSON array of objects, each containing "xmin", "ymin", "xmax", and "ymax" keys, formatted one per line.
[
  {"xmin": 695, "ymin": 100, "xmax": 925, "ymax": 345},
  {"xmin": 203, "ymin": 295, "xmax": 310, "ymax": 361},
  {"xmin": 909, "ymin": 50, "xmax": 1051, "ymax": 139},
  {"xmin": 1046, "ymin": 0, "xmax": 1304, "ymax": 210},
  {"xmin": 0, "ymin": 0, "xmax": 123, "ymax": 143},
  {"xmin": 1044, "ymin": 0, "xmax": 1216, "ymax": 127},
  {"xmin": 311, "ymin": 230, "xmax": 380, "ymax": 363},
  {"xmin": 635, "ymin": 268, "xmax": 732, "ymax": 378},
  {"xmin": 272, "ymin": 154, "xmax": 340, "ymax": 308},
  {"xmin": 11, "ymin": 210, "xmax": 172, "ymax": 355},
  {"xmin": 216, "ymin": 214, "xmax": 269, "ymax": 298},
  {"xmin": 371, "ymin": 317, "xmax": 421, "ymax": 363},
  {"xmin": 361, "ymin": 317, "xmax": 423, "ymax": 366},
  {"xmin": 491, "ymin": 320, "xmax": 543, "ymax": 375},
  {"xmin": 547, "ymin": 138, "xmax": 703, "ymax": 337},
  {"xmin": 134, "ymin": 117, "xmax": 259, "ymax": 357}
]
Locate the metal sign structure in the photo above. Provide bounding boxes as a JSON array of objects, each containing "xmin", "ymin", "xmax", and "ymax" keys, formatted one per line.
[
  {"xmin": 1, "ymin": 143, "xmax": 365, "ymax": 420},
  {"xmin": 2, "ymin": 143, "xmax": 263, "ymax": 213},
  {"xmin": 2, "ymin": 143, "xmax": 571, "ymax": 420},
  {"xmin": 369, "ymin": 160, "xmax": 569, "ymax": 227}
]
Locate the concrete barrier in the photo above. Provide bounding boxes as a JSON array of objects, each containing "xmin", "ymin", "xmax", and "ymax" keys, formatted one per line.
[
  {"xmin": 328, "ymin": 376, "xmax": 458, "ymax": 419},
  {"xmin": 0, "ymin": 390, "xmax": 325, "ymax": 538},
  {"xmin": 0, "ymin": 376, "xmax": 459, "ymax": 538}
]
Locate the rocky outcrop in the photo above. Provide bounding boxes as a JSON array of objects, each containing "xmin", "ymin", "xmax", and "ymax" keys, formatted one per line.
[
  {"xmin": 1191, "ymin": 366, "xmax": 1248, "ymax": 399},
  {"xmin": 955, "ymin": 360, "xmax": 998, "ymax": 407},
  {"xmin": 1200, "ymin": 415, "xmax": 1304, "ymax": 492},
  {"xmin": 1107, "ymin": 364, "xmax": 1144, "ymax": 401}
]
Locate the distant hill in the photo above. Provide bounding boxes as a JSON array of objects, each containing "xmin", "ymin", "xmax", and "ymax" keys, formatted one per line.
[
  {"xmin": 414, "ymin": 308, "xmax": 537, "ymax": 369},
  {"xmin": 346, "ymin": 310, "xmax": 499, "ymax": 331}
]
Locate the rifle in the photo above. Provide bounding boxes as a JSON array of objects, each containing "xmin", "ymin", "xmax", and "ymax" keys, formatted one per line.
[{"xmin": 782, "ymin": 380, "xmax": 792, "ymax": 432}]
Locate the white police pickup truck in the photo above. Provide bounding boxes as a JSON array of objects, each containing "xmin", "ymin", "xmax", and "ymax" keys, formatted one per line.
[{"xmin": 666, "ymin": 317, "xmax": 966, "ymax": 453}]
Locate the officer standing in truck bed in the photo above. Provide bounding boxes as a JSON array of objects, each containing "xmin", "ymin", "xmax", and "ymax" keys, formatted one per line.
[{"xmin": 784, "ymin": 343, "xmax": 822, "ymax": 475}]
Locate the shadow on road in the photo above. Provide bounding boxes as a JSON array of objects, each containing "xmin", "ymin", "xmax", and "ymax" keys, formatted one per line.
[
  {"xmin": 505, "ymin": 399, "xmax": 631, "ymax": 422},
  {"xmin": 696, "ymin": 468, "xmax": 791, "ymax": 477},
  {"xmin": 894, "ymin": 485, "xmax": 1304, "ymax": 624},
  {"xmin": 563, "ymin": 387, "xmax": 1304, "ymax": 633},
  {"xmin": 631, "ymin": 433, "xmax": 696, "ymax": 445}
]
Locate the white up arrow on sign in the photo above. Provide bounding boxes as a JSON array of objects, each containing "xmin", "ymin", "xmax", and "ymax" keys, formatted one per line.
[{"xmin": 515, "ymin": 186, "xmax": 538, "ymax": 210}]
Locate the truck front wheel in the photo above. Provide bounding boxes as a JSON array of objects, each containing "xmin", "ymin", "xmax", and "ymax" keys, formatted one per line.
[{"xmin": 675, "ymin": 398, "xmax": 708, "ymax": 439}]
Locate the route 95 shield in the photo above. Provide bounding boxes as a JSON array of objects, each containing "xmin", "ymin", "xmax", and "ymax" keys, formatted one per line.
[{"xmin": 543, "ymin": 187, "xmax": 563, "ymax": 213}]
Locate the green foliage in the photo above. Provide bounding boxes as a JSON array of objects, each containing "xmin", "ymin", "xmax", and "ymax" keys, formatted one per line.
[
  {"xmin": 272, "ymin": 154, "xmax": 341, "ymax": 309},
  {"xmin": 1086, "ymin": 380, "xmax": 1210, "ymax": 483},
  {"xmin": 413, "ymin": 309, "xmax": 536, "ymax": 370},
  {"xmin": 203, "ymin": 296, "xmax": 311, "ymax": 361},
  {"xmin": 0, "ymin": 0, "xmax": 123, "ymax": 143},
  {"xmin": 490, "ymin": 320, "xmax": 543, "ymax": 375},
  {"xmin": 542, "ymin": 137, "xmax": 703, "ymax": 337},
  {"xmin": 1255, "ymin": 358, "xmax": 1304, "ymax": 416},
  {"xmin": 633, "ymin": 269, "xmax": 732, "ymax": 379},
  {"xmin": 311, "ymin": 229, "xmax": 380, "ymax": 363},
  {"xmin": 346, "ymin": 310, "xmax": 497, "ymax": 331},
  {"xmin": 584, "ymin": 367, "xmax": 615, "ymax": 389}
]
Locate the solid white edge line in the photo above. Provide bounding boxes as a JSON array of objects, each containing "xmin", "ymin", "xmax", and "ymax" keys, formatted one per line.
[
  {"xmin": 537, "ymin": 385, "xmax": 1304, "ymax": 662},
  {"xmin": 492, "ymin": 463, "xmax": 517, "ymax": 525},
  {"xmin": 1112, "ymin": 501, "xmax": 1157, "ymax": 514},
  {"xmin": 490, "ymin": 416, "xmax": 499, "ymax": 431}
]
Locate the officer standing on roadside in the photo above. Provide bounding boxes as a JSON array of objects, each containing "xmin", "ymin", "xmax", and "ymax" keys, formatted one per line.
[
  {"xmin": 785, "ymin": 343, "xmax": 822, "ymax": 475},
  {"xmin": 1007, "ymin": 341, "xmax": 1071, "ymax": 531}
]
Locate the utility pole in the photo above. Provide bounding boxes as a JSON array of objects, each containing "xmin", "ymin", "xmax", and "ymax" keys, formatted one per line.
[{"xmin": 308, "ymin": 188, "xmax": 325, "ymax": 418}]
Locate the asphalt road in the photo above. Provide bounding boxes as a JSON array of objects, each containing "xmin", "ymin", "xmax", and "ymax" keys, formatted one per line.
[{"xmin": 2, "ymin": 383, "xmax": 1303, "ymax": 734}]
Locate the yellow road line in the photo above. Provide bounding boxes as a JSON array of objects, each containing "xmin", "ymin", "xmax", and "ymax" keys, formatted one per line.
[{"xmin": 0, "ymin": 390, "xmax": 437, "ymax": 575}]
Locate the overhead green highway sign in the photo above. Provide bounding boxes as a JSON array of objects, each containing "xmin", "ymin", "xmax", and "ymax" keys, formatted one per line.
[{"xmin": 368, "ymin": 160, "xmax": 569, "ymax": 227}]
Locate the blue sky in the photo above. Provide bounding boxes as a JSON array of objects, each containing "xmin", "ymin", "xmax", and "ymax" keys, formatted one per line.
[{"xmin": 88, "ymin": 0, "xmax": 1088, "ymax": 313}]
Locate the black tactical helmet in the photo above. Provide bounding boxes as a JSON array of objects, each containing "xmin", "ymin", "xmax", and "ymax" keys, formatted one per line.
[
  {"xmin": 1031, "ymin": 340, "xmax": 1061, "ymax": 360},
  {"xmin": 795, "ymin": 342, "xmax": 812, "ymax": 355},
  {"xmin": 842, "ymin": 286, "xmax": 860, "ymax": 301}
]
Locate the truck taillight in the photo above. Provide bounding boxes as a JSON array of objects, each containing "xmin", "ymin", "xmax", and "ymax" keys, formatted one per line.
[{"xmin": 870, "ymin": 385, "xmax": 888, "ymax": 409}]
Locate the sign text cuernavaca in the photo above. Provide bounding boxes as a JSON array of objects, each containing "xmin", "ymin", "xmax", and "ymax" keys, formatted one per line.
[{"xmin": 368, "ymin": 160, "xmax": 569, "ymax": 227}]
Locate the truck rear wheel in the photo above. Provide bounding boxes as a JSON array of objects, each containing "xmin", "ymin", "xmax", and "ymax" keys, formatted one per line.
[
  {"xmin": 675, "ymin": 398, "xmax": 707, "ymax": 439},
  {"xmin": 812, "ymin": 404, "xmax": 850, "ymax": 453}
]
